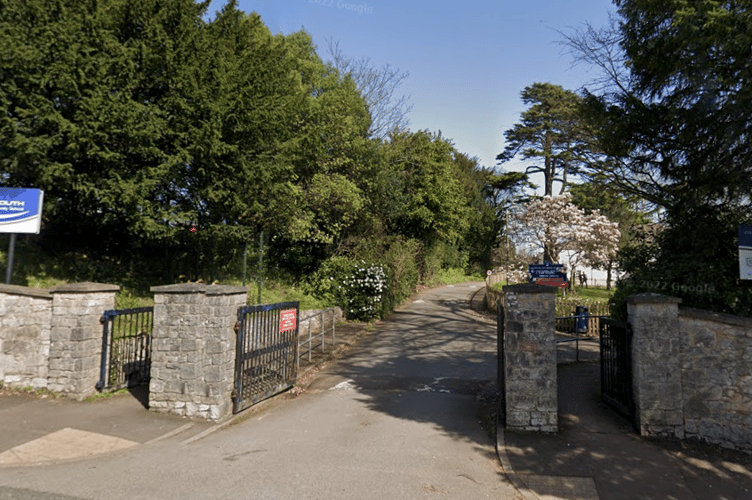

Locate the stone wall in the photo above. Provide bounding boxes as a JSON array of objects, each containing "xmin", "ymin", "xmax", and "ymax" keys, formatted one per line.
[
  {"xmin": 627, "ymin": 293, "xmax": 752, "ymax": 452},
  {"xmin": 678, "ymin": 307, "xmax": 752, "ymax": 452},
  {"xmin": 0, "ymin": 282, "xmax": 117, "ymax": 398},
  {"xmin": 502, "ymin": 283, "xmax": 557, "ymax": 433},
  {"xmin": 0, "ymin": 280, "xmax": 342, "ymax": 419},
  {"xmin": 485, "ymin": 286, "xmax": 504, "ymax": 314},
  {"xmin": 0, "ymin": 285, "xmax": 52, "ymax": 388},
  {"xmin": 299, "ymin": 307, "xmax": 343, "ymax": 333}
]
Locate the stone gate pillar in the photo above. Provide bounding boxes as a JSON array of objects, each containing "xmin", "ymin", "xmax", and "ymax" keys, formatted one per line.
[
  {"xmin": 627, "ymin": 293, "xmax": 684, "ymax": 438},
  {"xmin": 149, "ymin": 284, "xmax": 248, "ymax": 421},
  {"xmin": 48, "ymin": 282, "xmax": 119, "ymax": 399},
  {"xmin": 502, "ymin": 283, "xmax": 557, "ymax": 433}
]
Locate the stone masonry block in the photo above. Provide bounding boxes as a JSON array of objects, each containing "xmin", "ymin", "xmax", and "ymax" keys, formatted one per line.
[
  {"xmin": 508, "ymin": 393, "xmax": 537, "ymax": 411},
  {"xmin": 507, "ymin": 411, "xmax": 531, "ymax": 427}
]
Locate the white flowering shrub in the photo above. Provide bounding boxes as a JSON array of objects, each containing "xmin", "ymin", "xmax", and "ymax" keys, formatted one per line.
[
  {"xmin": 343, "ymin": 263, "xmax": 389, "ymax": 321},
  {"xmin": 306, "ymin": 257, "xmax": 390, "ymax": 321}
]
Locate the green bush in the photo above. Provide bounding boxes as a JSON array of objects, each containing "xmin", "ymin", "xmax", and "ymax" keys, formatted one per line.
[
  {"xmin": 611, "ymin": 205, "xmax": 752, "ymax": 318},
  {"xmin": 421, "ymin": 243, "xmax": 444, "ymax": 287},
  {"xmin": 304, "ymin": 256, "xmax": 357, "ymax": 308},
  {"xmin": 115, "ymin": 289, "xmax": 154, "ymax": 309},
  {"xmin": 381, "ymin": 237, "xmax": 421, "ymax": 304}
]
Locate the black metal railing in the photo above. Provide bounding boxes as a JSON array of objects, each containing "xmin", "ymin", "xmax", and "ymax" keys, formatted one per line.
[
  {"xmin": 600, "ymin": 318, "xmax": 635, "ymax": 421},
  {"xmin": 233, "ymin": 302, "xmax": 299, "ymax": 413},
  {"xmin": 97, "ymin": 307, "xmax": 154, "ymax": 391}
]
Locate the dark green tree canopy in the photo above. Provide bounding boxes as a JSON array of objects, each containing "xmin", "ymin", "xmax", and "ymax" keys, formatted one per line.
[
  {"xmin": 576, "ymin": 0, "xmax": 752, "ymax": 211},
  {"xmin": 497, "ymin": 83, "xmax": 596, "ymax": 196},
  {"xmin": 566, "ymin": 0, "xmax": 752, "ymax": 315}
]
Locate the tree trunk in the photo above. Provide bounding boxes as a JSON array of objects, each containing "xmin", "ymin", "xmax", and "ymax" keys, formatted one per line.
[
  {"xmin": 606, "ymin": 260, "xmax": 613, "ymax": 290},
  {"xmin": 569, "ymin": 267, "xmax": 576, "ymax": 294},
  {"xmin": 544, "ymin": 130, "xmax": 554, "ymax": 196}
]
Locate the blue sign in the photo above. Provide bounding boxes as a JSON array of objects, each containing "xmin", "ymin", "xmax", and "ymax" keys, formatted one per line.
[
  {"xmin": 740, "ymin": 225, "xmax": 752, "ymax": 280},
  {"xmin": 740, "ymin": 225, "xmax": 752, "ymax": 249},
  {"xmin": 0, "ymin": 188, "xmax": 44, "ymax": 234},
  {"xmin": 528, "ymin": 262, "xmax": 568, "ymax": 287}
]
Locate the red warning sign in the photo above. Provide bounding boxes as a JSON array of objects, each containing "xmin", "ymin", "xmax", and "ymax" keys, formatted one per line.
[
  {"xmin": 534, "ymin": 278, "xmax": 568, "ymax": 288},
  {"xmin": 279, "ymin": 309, "xmax": 297, "ymax": 332}
]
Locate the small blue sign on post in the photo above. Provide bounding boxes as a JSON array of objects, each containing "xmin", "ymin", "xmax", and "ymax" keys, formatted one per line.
[
  {"xmin": 740, "ymin": 225, "xmax": 752, "ymax": 280},
  {"xmin": 0, "ymin": 187, "xmax": 44, "ymax": 234}
]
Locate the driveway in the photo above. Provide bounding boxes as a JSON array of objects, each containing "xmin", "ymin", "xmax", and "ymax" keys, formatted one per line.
[{"xmin": 0, "ymin": 283, "xmax": 522, "ymax": 500}]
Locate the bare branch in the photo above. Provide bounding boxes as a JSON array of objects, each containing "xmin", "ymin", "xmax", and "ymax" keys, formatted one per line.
[
  {"xmin": 557, "ymin": 13, "xmax": 634, "ymax": 98},
  {"xmin": 325, "ymin": 38, "xmax": 413, "ymax": 139}
]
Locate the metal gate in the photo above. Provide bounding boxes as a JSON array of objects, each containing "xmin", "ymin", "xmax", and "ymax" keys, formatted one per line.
[
  {"xmin": 233, "ymin": 301, "xmax": 299, "ymax": 413},
  {"xmin": 97, "ymin": 307, "xmax": 153, "ymax": 391},
  {"xmin": 497, "ymin": 299, "xmax": 506, "ymax": 427},
  {"xmin": 600, "ymin": 318, "xmax": 635, "ymax": 421}
]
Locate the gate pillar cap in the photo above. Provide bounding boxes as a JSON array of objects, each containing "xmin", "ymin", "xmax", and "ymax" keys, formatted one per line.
[
  {"xmin": 502, "ymin": 283, "xmax": 556, "ymax": 294},
  {"xmin": 50, "ymin": 282, "xmax": 120, "ymax": 293},
  {"xmin": 150, "ymin": 283, "xmax": 248, "ymax": 295},
  {"xmin": 626, "ymin": 293, "xmax": 682, "ymax": 305},
  {"xmin": 0, "ymin": 284, "xmax": 52, "ymax": 298}
]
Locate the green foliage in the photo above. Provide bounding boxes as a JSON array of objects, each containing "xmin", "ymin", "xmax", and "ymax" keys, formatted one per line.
[
  {"xmin": 612, "ymin": 205, "xmax": 752, "ymax": 318},
  {"xmin": 288, "ymin": 173, "xmax": 365, "ymax": 245},
  {"xmin": 381, "ymin": 130, "xmax": 472, "ymax": 244},
  {"xmin": 432, "ymin": 267, "xmax": 484, "ymax": 285},
  {"xmin": 572, "ymin": 286, "xmax": 614, "ymax": 301},
  {"xmin": 378, "ymin": 237, "xmax": 421, "ymax": 305},
  {"xmin": 304, "ymin": 256, "xmax": 358, "ymax": 308},
  {"xmin": 563, "ymin": 2, "xmax": 752, "ymax": 318},
  {"xmin": 251, "ymin": 281, "xmax": 327, "ymax": 310},
  {"xmin": 556, "ymin": 292, "xmax": 611, "ymax": 318},
  {"xmin": 115, "ymin": 289, "xmax": 154, "ymax": 309}
]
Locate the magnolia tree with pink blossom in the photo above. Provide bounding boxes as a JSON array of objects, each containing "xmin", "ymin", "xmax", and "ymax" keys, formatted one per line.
[{"xmin": 508, "ymin": 193, "xmax": 620, "ymax": 291}]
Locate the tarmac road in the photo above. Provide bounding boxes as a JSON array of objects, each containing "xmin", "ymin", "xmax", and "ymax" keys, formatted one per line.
[{"xmin": 0, "ymin": 283, "xmax": 523, "ymax": 500}]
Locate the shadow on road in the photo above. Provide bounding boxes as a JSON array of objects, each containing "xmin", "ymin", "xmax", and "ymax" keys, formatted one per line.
[
  {"xmin": 317, "ymin": 284, "xmax": 752, "ymax": 500},
  {"xmin": 504, "ymin": 362, "xmax": 752, "ymax": 500},
  {"xmin": 320, "ymin": 285, "xmax": 500, "ymax": 454}
]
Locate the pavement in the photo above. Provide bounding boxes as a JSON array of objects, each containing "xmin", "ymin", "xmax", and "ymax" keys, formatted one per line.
[
  {"xmin": 0, "ymin": 283, "xmax": 750, "ymax": 499},
  {"xmin": 0, "ymin": 387, "xmax": 216, "ymax": 467}
]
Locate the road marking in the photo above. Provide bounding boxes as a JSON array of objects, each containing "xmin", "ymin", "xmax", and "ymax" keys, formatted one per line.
[
  {"xmin": 330, "ymin": 380, "xmax": 358, "ymax": 391},
  {"xmin": 0, "ymin": 428, "xmax": 137, "ymax": 465}
]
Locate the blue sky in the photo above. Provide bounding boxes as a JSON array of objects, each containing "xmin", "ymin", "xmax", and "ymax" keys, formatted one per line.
[{"xmin": 207, "ymin": 0, "xmax": 615, "ymax": 175}]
